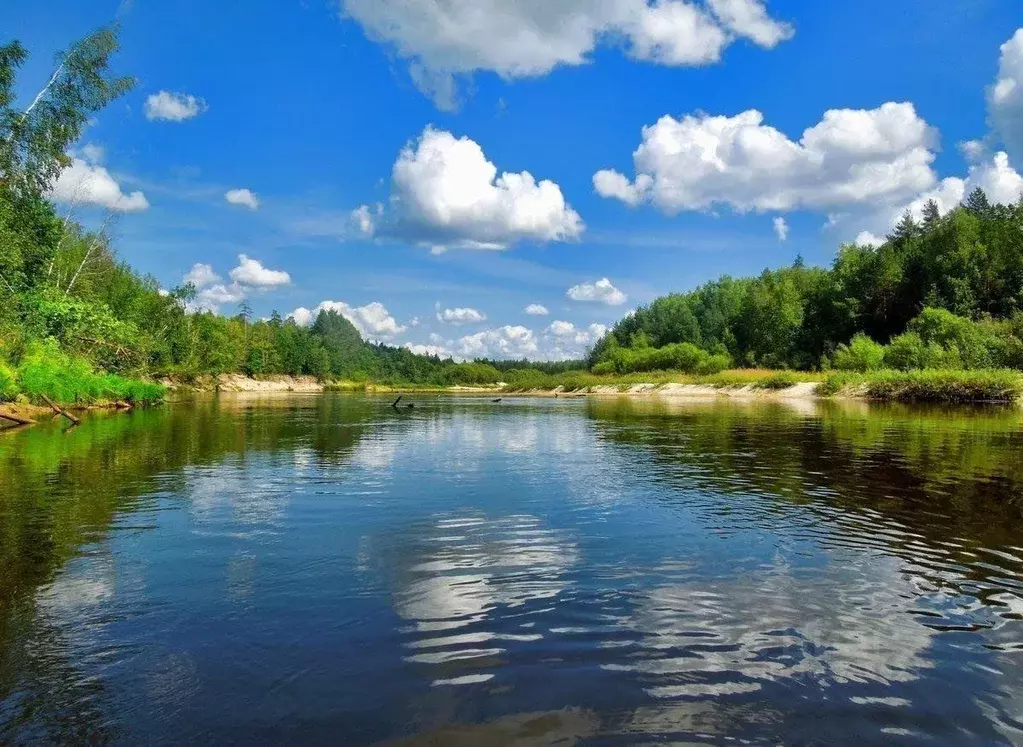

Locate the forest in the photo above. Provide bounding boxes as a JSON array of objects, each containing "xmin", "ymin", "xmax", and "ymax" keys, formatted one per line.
[
  {"xmin": 590, "ymin": 194, "xmax": 1023, "ymax": 377},
  {"xmin": 3, "ymin": 26, "xmax": 1023, "ymax": 408}
]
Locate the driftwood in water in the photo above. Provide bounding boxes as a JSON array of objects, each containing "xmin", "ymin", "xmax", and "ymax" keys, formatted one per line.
[
  {"xmin": 391, "ymin": 395, "xmax": 402, "ymax": 409},
  {"xmin": 40, "ymin": 394, "xmax": 81, "ymax": 425},
  {"xmin": 0, "ymin": 410, "xmax": 34, "ymax": 426}
]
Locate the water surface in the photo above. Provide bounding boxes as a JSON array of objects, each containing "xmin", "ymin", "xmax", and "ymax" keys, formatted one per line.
[{"xmin": 2, "ymin": 394, "xmax": 1023, "ymax": 744}]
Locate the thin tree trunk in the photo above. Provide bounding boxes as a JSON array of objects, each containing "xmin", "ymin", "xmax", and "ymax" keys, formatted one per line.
[
  {"xmin": 0, "ymin": 410, "xmax": 34, "ymax": 426},
  {"xmin": 40, "ymin": 394, "xmax": 81, "ymax": 425}
]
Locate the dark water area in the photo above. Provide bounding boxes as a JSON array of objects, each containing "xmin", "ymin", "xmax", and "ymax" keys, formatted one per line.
[{"xmin": 3, "ymin": 394, "xmax": 1023, "ymax": 745}]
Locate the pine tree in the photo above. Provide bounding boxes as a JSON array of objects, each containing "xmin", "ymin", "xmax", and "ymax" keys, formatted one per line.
[
  {"xmin": 965, "ymin": 187, "xmax": 991, "ymax": 217},
  {"xmin": 921, "ymin": 199, "xmax": 941, "ymax": 230},
  {"xmin": 888, "ymin": 210, "xmax": 919, "ymax": 243}
]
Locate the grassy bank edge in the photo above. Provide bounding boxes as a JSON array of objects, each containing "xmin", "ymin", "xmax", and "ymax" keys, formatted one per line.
[{"xmin": 500, "ymin": 368, "xmax": 1023, "ymax": 404}]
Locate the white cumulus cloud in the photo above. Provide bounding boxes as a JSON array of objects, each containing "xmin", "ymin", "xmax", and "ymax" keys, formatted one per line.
[
  {"xmin": 183, "ymin": 263, "xmax": 220, "ymax": 288},
  {"xmin": 340, "ymin": 0, "xmax": 793, "ymax": 110},
  {"xmin": 524, "ymin": 304, "xmax": 549, "ymax": 316},
  {"xmin": 229, "ymin": 255, "xmax": 291, "ymax": 288},
  {"xmin": 437, "ymin": 306, "xmax": 487, "ymax": 324},
  {"xmin": 594, "ymin": 102, "xmax": 938, "ymax": 214},
  {"xmin": 192, "ymin": 283, "xmax": 247, "ymax": 312},
  {"xmin": 290, "ymin": 300, "xmax": 407, "ymax": 339},
  {"xmin": 875, "ymin": 150, "xmax": 1023, "ymax": 235},
  {"xmin": 773, "ymin": 216, "xmax": 788, "ymax": 241},
  {"xmin": 405, "ymin": 342, "xmax": 450, "ymax": 358},
  {"xmin": 384, "ymin": 127, "xmax": 584, "ymax": 250},
  {"xmin": 457, "ymin": 325, "xmax": 539, "ymax": 359},
  {"xmin": 567, "ymin": 278, "xmax": 627, "ymax": 306},
  {"xmin": 144, "ymin": 90, "xmax": 206, "ymax": 122},
  {"xmin": 547, "ymin": 320, "xmax": 607, "ymax": 344},
  {"xmin": 706, "ymin": 0, "xmax": 792, "ymax": 48},
  {"xmin": 50, "ymin": 151, "xmax": 149, "ymax": 212},
  {"xmin": 225, "ymin": 188, "xmax": 260, "ymax": 210},
  {"xmin": 989, "ymin": 28, "xmax": 1023, "ymax": 164}
]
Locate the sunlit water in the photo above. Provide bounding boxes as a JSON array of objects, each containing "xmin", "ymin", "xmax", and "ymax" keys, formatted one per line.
[{"xmin": 3, "ymin": 394, "xmax": 1023, "ymax": 744}]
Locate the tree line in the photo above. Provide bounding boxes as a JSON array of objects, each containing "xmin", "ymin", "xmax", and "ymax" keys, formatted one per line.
[{"xmin": 590, "ymin": 191, "xmax": 1023, "ymax": 374}]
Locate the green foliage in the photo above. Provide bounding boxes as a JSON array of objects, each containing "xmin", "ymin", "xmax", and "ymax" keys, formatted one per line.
[
  {"xmin": 0, "ymin": 360, "xmax": 18, "ymax": 400},
  {"xmin": 591, "ymin": 190, "xmax": 1023, "ymax": 373},
  {"xmin": 832, "ymin": 333, "xmax": 886, "ymax": 372},
  {"xmin": 821, "ymin": 369, "xmax": 1022, "ymax": 403},
  {"xmin": 16, "ymin": 339, "xmax": 164, "ymax": 405},
  {"xmin": 1, "ymin": 27, "xmax": 135, "ymax": 199},
  {"xmin": 595, "ymin": 342, "xmax": 731, "ymax": 375},
  {"xmin": 444, "ymin": 362, "xmax": 502, "ymax": 385}
]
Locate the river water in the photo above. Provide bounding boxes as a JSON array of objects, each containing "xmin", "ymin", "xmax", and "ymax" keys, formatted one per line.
[{"xmin": 2, "ymin": 394, "xmax": 1023, "ymax": 744}]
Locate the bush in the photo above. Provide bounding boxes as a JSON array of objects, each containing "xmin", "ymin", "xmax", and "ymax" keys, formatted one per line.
[
  {"xmin": 832, "ymin": 333, "xmax": 886, "ymax": 372},
  {"xmin": 908, "ymin": 307, "xmax": 992, "ymax": 369},
  {"xmin": 445, "ymin": 362, "xmax": 502, "ymax": 386},
  {"xmin": 822, "ymin": 369, "xmax": 1022, "ymax": 403},
  {"xmin": 16, "ymin": 339, "xmax": 165, "ymax": 406},
  {"xmin": 594, "ymin": 342, "xmax": 730, "ymax": 375},
  {"xmin": 0, "ymin": 361, "xmax": 18, "ymax": 401},
  {"xmin": 696, "ymin": 353, "xmax": 732, "ymax": 375}
]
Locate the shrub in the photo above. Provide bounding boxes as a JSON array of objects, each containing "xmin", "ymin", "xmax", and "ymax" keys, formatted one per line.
[
  {"xmin": 0, "ymin": 361, "xmax": 18, "ymax": 401},
  {"xmin": 16, "ymin": 339, "xmax": 165, "ymax": 406},
  {"xmin": 821, "ymin": 369, "xmax": 1022, "ymax": 403},
  {"xmin": 593, "ymin": 342, "xmax": 729, "ymax": 375},
  {"xmin": 445, "ymin": 362, "xmax": 502, "ymax": 386},
  {"xmin": 883, "ymin": 332, "xmax": 936, "ymax": 371},
  {"xmin": 908, "ymin": 307, "xmax": 991, "ymax": 369},
  {"xmin": 696, "ymin": 353, "xmax": 732, "ymax": 375},
  {"xmin": 832, "ymin": 333, "xmax": 886, "ymax": 372}
]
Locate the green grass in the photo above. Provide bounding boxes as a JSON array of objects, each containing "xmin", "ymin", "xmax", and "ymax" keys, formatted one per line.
[
  {"xmin": 500, "ymin": 366, "xmax": 1023, "ymax": 404},
  {"xmin": 820, "ymin": 369, "xmax": 1023, "ymax": 403},
  {"xmin": 14, "ymin": 340, "xmax": 166, "ymax": 407}
]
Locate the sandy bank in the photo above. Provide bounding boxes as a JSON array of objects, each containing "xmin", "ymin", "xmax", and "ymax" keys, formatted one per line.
[
  {"xmin": 514, "ymin": 382, "xmax": 824, "ymax": 400},
  {"xmin": 163, "ymin": 374, "xmax": 326, "ymax": 393}
]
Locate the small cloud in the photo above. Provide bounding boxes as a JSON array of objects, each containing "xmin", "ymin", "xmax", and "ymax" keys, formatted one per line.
[
  {"xmin": 183, "ymin": 263, "xmax": 220, "ymax": 288},
  {"xmin": 855, "ymin": 231, "xmax": 885, "ymax": 248},
  {"xmin": 567, "ymin": 278, "xmax": 627, "ymax": 306},
  {"xmin": 437, "ymin": 306, "xmax": 487, "ymax": 325},
  {"xmin": 405, "ymin": 342, "xmax": 450, "ymax": 358},
  {"xmin": 229, "ymin": 254, "xmax": 291, "ymax": 288},
  {"xmin": 81, "ymin": 143, "xmax": 105, "ymax": 163},
  {"xmin": 191, "ymin": 282, "xmax": 247, "ymax": 312},
  {"xmin": 773, "ymin": 216, "xmax": 789, "ymax": 241},
  {"xmin": 225, "ymin": 188, "xmax": 260, "ymax": 210},
  {"xmin": 50, "ymin": 156, "xmax": 149, "ymax": 212},
  {"xmin": 524, "ymin": 304, "xmax": 549, "ymax": 316},
  {"xmin": 144, "ymin": 90, "xmax": 207, "ymax": 122}
]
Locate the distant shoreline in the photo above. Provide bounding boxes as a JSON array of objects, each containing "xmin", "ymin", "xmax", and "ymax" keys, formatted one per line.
[{"xmin": 160, "ymin": 374, "xmax": 1021, "ymax": 406}]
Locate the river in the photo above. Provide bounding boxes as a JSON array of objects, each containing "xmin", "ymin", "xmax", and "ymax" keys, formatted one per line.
[{"xmin": 2, "ymin": 394, "xmax": 1023, "ymax": 744}]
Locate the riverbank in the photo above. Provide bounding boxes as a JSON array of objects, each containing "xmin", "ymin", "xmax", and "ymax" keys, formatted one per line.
[
  {"xmin": 502, "ymin": 368, "xmax": 1023, "ymax": 404},
  {"xmin": 157, "ymin": 369, "xmax": 1023, "ymax": 405}
]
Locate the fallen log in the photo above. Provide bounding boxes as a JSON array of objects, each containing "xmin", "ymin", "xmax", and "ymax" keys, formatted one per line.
[
  {"xmin": 0, "ymin": 410, "xmax": 34, "ymax": 426},
  {"xmin": 40, "ymin": 394, "xmax": 81, "ymax": 426}
]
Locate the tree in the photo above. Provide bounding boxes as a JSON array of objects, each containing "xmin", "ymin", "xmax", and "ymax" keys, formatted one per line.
[
  {"xmin": 888, "ymin": 210, "xmax": 920, "ymax": 243},
  {"xmin": 1, "ymin": 26, "xmax": 135, "ymax": 198},
  {"xmin": 964, "ymin": 187, "xmax": 992, "ymax": 218},
  {"xmin": 921, "ymin": 199, "xmax": 941, "ymax": 230}
]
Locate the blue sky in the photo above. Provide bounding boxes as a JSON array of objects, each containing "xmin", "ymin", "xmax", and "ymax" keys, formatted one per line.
[{"xmin": 3, "ymin": 0, "xmax": 1023, "ymax": 359}]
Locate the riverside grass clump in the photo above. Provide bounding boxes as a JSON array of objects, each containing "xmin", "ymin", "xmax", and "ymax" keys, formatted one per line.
[
  {"xmin": 820, "ymin": 369, "xmax": 1023, "ymax": 403},
  {"xmin": 14, "ymin": 340, "xmax": 165, "ymax": 406}
]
